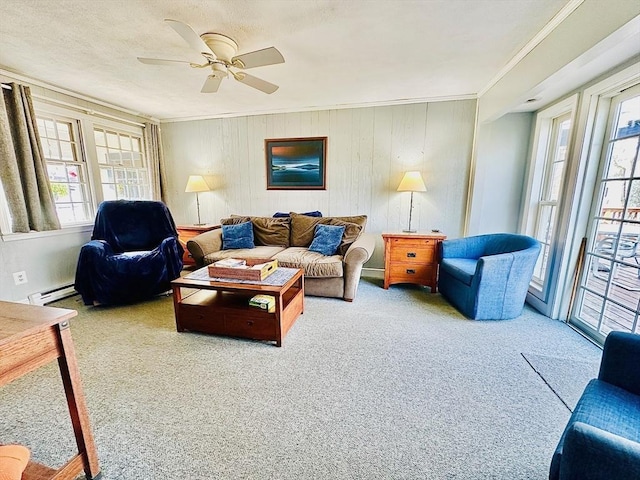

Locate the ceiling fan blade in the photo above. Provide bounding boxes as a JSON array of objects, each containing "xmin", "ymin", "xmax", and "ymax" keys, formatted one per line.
[
  {"xmin": 232, "ymin": 47, "xmax": 284, "ymax": 69},
  {"xmin": 201, "ymin": 75, "xmax": 223, "ymax": 93},
  {"xmin": 164, "ymin": 19, "xmax": 215, "ymax": 58},
  {"xmin": 137, "ymin": 57, "xmax": 192, "ymax": 66},
  {"xmin": 234, "ymin": 72, "xmax": 278, "ymax": 94}
]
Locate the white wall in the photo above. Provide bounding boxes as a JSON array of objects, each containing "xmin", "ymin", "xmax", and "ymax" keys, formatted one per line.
[
  {"xmin": 466, "ymin": 113, "xmax": 533, "ymax": 236},
  {"xmin": 0, "ymin": 228, "xmax": 91, "ymax": 301},
  {"xmin": 161, "ymin": 100, "xmax": 477, "ymax": 270}
]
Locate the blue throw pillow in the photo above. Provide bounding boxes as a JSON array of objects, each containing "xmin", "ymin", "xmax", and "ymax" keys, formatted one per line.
[
  {"xmin": 308, "ymin": 224, "xmax": 345, "ymax": 256},
  {"xmin": 222, "ymin": 221, "xmax": 255, "ymax": 250}
]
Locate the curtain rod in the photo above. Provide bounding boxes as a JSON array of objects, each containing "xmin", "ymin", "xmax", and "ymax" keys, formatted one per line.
[{"xmin": 1, "ymin": 82, "xmax": 146, "ymax": 128}]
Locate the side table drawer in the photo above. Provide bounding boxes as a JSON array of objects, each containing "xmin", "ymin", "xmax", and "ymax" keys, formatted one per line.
[
  {"xmin": 389, "ymin": 245, "xmax": 435, "ymax": 264},
  {"xmin": 388, "ymin": 264, "xmax": 432, "ymax": 284}
]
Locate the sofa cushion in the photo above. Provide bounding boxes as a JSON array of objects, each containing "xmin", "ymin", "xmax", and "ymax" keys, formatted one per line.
[
  {"xmin": 440, "ymin": 258, "xmax": 477, "ymax": 286},
  {"xmin": 273, "ymin": 247, "xmax": 343, "ymax": 278},
  {"xmin": 204, "ymin": 246, "xmax": 286, "ymax": 265},
  {"xmin": 564, "ymin": 380, "xmax": 640, "ymax": 443},
  {"xmin": 221, "ymin": 221, "xmax": 254, "ymax": 250},
  {"xmin": 309, "ymin": 224, "xmax": 345, "ymax": 256},
  {"xmin": 290, "ymin": 212, "xmax": 366, "ymax": 254},
  {"xmin": 222, "ymin": 215, "xmax": 291, "ymax": 247}
]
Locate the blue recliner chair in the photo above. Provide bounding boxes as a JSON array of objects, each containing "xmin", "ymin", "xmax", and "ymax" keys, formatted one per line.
[
  {"xmin": 549, "ymin": 331, "xmax": 640, "ymax": 480},
  {"xmin": 438, "ymin": 233, "xmax": 540, "ymax": 320},
  {"xmin": 75, "ymin": 200, "xmax": 184, "ymax": 305}
]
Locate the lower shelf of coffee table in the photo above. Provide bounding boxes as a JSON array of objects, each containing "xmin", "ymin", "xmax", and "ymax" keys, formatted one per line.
[{"xmin": 175, "ymin": 287, "xmax": 303, "ymax": 344}]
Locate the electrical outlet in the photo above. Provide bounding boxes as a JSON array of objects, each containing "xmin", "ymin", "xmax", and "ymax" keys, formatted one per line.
[{"xmin": 13, "ymin": 271, "xmax": 28, "ymax": 285}]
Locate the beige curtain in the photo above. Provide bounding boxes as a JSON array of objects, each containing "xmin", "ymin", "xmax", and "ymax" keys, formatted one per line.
[
  {"xmin": 144, "ymin": 122, "xmax": 168, "ymax": 202},
  {"xmin": 0, "ymin": 83, "xmax": 60, "ymax": 232}
]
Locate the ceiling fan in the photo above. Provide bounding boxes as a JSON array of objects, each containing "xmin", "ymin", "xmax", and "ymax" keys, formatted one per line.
[{"xmin": 137, "ymin": 19, "xmax": 284, "ymax": 94}]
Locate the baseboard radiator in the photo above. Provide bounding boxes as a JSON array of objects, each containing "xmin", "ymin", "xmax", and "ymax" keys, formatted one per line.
[{"xmin": 29, "ymin": 284, "xmax": 77, "ymax": 306}]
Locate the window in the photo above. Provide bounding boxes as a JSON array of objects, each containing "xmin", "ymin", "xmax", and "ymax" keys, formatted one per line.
[
  {"xmin": 521, "ymin": 96, "xmax": 577, "ymax": 312},
  {"xmin": 531, "ymin": 113, "xmax": 572, "ymax": 288},
  {"xmin": 94, "ymin": 127, "xmax": 151, "ymax": 201},
  {"xmin": 36, "ymin": 116, "xmax": 92, "ymax": 224}
]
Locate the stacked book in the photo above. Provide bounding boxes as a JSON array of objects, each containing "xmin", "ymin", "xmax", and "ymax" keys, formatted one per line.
[{"xmin": 249, "ymin": 294, "xmax": 276, "ymax": 313}]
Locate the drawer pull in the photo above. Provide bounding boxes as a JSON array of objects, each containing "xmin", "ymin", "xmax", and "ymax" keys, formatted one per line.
[
  {"xmin": 407, "ymin": 252, "xmax": 416, "ymax": 258},
  {"xmin": 406, "ymin": 269, "xmax": 416, "ymax": 274}
]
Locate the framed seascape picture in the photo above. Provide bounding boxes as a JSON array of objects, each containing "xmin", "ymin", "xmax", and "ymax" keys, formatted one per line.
[{"xmin": 265, "ymin": 137, "xmax": 327, "ymax": 190}]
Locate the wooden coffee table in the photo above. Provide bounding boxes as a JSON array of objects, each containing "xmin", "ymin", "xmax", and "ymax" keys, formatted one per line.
[{"xmin": 171, "ymin": 267, "xmax": 304, "ymax": 347}]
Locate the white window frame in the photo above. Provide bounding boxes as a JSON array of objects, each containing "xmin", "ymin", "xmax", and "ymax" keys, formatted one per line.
[
  {"xmin": 521, "ymin": 95, "xmax": 578, "ymax": 314},
  {"xmin": 570, "ymin": 84, "xmax": 640, "ymax": 341},
  {"xmin": 36, "ymin": 114, "xmax": 93, "ymax": 226},
  {"xmin": 93, "ymin": 125, "xmax": 151, "ymax": 201},
  {"xmin": 0, "ymin": 100, "xmax": 153, "ymax": 237},
  {"xmin": 554, "ymin": 63, "xmax": 640, "ymax": 323}
]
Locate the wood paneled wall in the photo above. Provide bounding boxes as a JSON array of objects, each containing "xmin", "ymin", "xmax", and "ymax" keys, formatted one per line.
[{"xmin": 161, "ymin": 99, "xmax": 476, "ymax": 270}]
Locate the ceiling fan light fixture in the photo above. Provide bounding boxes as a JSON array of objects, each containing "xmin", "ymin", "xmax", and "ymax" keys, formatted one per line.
[{"xmin": 210, "ymin": 63, "xmax": 228, "ymax": 78}]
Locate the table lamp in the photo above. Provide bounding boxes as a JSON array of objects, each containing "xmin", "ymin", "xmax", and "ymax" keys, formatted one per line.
[
  {"xmin": 185, "ymin": 175, "xmax": 210, "ymax": 226},
  {"xmin": 397, "ymin": 171, "xmax": 426, "ymax": 233}
]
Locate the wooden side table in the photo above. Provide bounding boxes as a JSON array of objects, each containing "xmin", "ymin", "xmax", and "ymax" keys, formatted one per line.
[
  {"xmin": 382, "ymin": 232, "xmax": 447, "ymax": 292},
  {"xmin": 176, "ymin": 224, "xmax": 220, "ymax": 265},
  {"xmin": 0, "ymin": 301, "xmax": 100, "ymax": 480}
]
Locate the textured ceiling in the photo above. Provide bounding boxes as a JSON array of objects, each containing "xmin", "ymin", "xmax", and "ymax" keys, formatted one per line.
[{"xmin": 0, "ymin": 0, "xmax": 570, "ymax": 121}]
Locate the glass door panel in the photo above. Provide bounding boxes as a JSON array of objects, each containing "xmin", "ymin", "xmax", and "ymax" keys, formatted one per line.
[{"xmin": 572, "ymin": 88, "xmax": 640, "ymax": 339}]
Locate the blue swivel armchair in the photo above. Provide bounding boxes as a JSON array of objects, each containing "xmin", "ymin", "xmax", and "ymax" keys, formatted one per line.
[
  {"xmin": 75, "ymin": 200, "xmax": 184, "ymax": 305},
  {"xmin": 549, "ymin": 331, "xmax": 640, "ymax": 480},
  {"xmin": 438, "ymin": 233, "xmax": 540, "ymax": 320}
]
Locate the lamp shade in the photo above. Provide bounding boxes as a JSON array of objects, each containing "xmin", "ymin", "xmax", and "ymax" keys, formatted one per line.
[
  {"xmin": 397, "ymin": 171, "xmax": 427, "ymax": 192},
  {"xmin": 185, "ymin": 175, "xmax": 210, "ymax": 193}
]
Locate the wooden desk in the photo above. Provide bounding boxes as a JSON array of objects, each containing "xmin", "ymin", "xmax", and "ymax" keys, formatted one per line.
[
  {"xmin": 176, "ymin": 224, "xmax": 220, "ymax": 265},
  {"xmin": 0, "ymin": 301, "xmax": 100, "ymax": 480}
]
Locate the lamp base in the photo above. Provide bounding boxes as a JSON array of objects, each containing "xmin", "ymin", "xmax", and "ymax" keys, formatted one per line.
[
  {"xmin": 193, "ymin": 223, "xmax": 206, "ymax": 226},
  {"xmin": 402, "ymin": 229, "xmax": 417, "ymax": 233}
]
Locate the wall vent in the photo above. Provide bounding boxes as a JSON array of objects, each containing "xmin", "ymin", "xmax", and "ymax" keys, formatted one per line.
[{"xmin": 28, "ymin": 284, "xmax": 77, "ymax": 306}]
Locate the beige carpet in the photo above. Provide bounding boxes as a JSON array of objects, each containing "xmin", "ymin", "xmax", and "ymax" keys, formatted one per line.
[{"xmin": 0, "ymin": 278, "xmax": 602, "ymax": 480}]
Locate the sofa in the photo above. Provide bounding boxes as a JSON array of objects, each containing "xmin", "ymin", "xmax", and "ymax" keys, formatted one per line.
[
  {"xmin": 438, "ymin": 233, "xmax": 540, "ymax": 320},
  {"xmin": 186, "ymin": 212, "xmax": 375, "ymax": 301},
  {"xmin": 549, "ymin": 331, "xmax": 640, "ymax": 480}
]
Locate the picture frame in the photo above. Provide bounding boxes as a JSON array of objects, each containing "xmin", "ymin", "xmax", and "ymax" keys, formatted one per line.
[{"xmin": 265, "ymin": 137, "xmax": 327, "ymax": 190}]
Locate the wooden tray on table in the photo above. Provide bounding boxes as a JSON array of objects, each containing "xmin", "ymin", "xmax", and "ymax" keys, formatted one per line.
[{"xmin": 208, "ymin": 258, "xmax": 278, "ymax": 281}]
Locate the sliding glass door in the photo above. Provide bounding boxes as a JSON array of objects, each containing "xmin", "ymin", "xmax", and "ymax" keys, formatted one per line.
[{"xmin": 572, "ymin": 86, "xmax": 640, "ymax": 339}]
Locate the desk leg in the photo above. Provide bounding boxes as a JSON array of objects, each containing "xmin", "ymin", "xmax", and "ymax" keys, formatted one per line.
[{"xmin": 56, "ymin": 322, "xmax": 101, "ymax": 480}]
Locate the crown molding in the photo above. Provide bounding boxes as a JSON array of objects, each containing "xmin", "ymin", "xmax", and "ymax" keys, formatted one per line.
[
  {"xmin": 478, "ymin": 0, "xmax": 585, "ymax": 97},
  {"xmin": 0, "ymin": 67, "xmax": 159, "ymax": 123},
  {"xmin": 159, "ymin": 93, "xmax": 478, "ymax": 123}
]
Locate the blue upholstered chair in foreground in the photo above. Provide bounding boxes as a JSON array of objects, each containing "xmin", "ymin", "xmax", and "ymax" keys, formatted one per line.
[
  {"xmin": 438, "ymin": 233, "xmax": 540, "ymax": 320},
  {"xmin": 549, "ymin": 331, "xmax": 640, "ymax": 480},
  {"xmin": 75, "ymin": 200, "xmax": 183, "ymax": 305}
]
